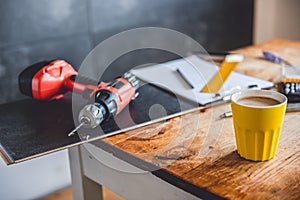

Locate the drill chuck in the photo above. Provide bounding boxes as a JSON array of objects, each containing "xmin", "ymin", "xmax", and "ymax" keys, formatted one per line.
[
  {"xmin": 77, "ymin": 73, "xmax": 139, "ymax": 131},
  {"xmin": 78, "ymin": 103, "xmax": 107, "ymax": 128}
]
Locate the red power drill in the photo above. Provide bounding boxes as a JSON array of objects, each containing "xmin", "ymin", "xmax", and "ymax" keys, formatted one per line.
[{"xmin": 18, "ymin": 60, "xmax": 139, "ymax": 135}]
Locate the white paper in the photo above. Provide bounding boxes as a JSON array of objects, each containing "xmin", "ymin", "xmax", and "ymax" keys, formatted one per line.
[{"xmin": 131, "ymin": 55, "xmax": 274, "ymax": 105}]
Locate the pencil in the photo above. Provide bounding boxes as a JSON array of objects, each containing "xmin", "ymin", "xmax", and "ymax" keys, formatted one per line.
[{"xmin": 176, "ymin": 68, "xmax": 194, "ymax": 89}]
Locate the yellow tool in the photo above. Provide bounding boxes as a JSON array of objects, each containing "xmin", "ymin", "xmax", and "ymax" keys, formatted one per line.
[{"xmin": 201, "ymin": 54, "xmax": 244, "ymax": 93}]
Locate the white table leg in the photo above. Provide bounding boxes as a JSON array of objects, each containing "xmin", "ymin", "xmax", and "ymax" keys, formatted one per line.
[
  {"xmin": 80, "ymin": 143, "xmax": 200, "ymax": 200},
  {"xmin": 68, "ymin": 146, "xmax": 103, "ymax": 200}
]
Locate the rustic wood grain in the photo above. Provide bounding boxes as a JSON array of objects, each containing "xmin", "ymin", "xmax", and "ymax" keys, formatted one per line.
[
  {"xmin": 101, "ymin": 102, "xmax": 300, "ymax": 200},
  {"xmin": 99, "ymin": 39, "xmax": 300, "ymax": 200},
  {"xmin": 233, "ymin": 39, "xmax": 300, "ymax": 83}
]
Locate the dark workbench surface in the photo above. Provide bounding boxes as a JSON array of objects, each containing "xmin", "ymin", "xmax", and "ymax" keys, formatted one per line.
[{"xmin": 0, "ymin": 83, "xmax": 195, "ymax": 164}]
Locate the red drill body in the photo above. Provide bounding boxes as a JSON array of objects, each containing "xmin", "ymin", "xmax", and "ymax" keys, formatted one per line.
[{"xmin": 19, "ymin": 60, "xmax": 139, "ymax": 129}]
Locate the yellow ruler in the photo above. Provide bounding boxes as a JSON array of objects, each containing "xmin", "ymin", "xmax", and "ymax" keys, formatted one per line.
[{"xmin": 201, "ymin": 54, "xmax": 243, "ymax": 93}]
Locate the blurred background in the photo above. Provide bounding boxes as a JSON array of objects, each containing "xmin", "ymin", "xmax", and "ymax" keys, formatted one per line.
[
  {"xmin": 0, "ymin": 0, "xmax": 299, "ymax": 199},
  {"xmin": 0, "ymin": 0, "xmax": 254, "ymax": 104}
]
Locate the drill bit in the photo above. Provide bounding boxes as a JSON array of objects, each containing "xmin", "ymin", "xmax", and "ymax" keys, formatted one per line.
[
  {"xmin": 219, "ymin": 111, "xmax": 233, "ymax": 119},
  {"xmin": 68, "ymin": 122, "xmax": 85, "ymax": 137}
]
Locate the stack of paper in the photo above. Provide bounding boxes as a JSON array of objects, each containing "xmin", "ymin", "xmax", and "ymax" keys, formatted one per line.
[{"xmin": 131, "ymin": 55, "xmax": 274, "ymax": 105}]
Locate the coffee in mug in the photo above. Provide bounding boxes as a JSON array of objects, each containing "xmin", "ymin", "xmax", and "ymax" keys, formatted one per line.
[
  {"xmin": 231, "ymin": 90, "xmax": 287, "ymax": 161},
  {"xmin": 237, "ymin": 96, "xmax": 280, "ymax": 107}
]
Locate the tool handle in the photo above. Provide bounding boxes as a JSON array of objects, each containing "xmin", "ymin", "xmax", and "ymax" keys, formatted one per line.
[{"xmin": 64, "ymin": 75, "xmax": 101, "ymax": 97}]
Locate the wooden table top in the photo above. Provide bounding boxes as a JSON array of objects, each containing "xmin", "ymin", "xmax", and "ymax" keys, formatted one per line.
[
  {"xmin": 0, "ymin": 39, "xmax": 299, "ymax": 199},
  {"xmin": 98, "ymin": 103, "xmax": 299, "ymax": 199},
  {"xmin": 96, "ymin": 39, "xmax": 300, "ymax": 199}
]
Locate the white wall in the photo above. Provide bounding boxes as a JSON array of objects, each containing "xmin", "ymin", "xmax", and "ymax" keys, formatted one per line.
[
  {"xmin": 0, "ymin": 150, "xmax": 71, "ymax": 200},
  {"xmin": 254, "ymin": 0, "xmax": 300, "ymax": 44}
]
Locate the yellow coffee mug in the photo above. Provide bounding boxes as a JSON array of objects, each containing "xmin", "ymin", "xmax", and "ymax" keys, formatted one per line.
[{"xmin": 231, "ymin": 90, "xmax": 287, "ymax": 161}]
